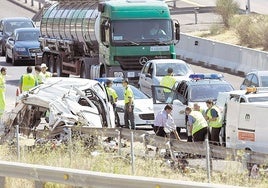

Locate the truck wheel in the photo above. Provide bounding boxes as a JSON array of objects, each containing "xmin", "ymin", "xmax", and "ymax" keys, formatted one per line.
[
  {"xmin": 56, "ymin": 55, "xmax": 68, "ymax": 77},
  {"xmin": 80, "ymin": 62, "xmax": 90, "ymax": 79},
  {"xmin": 48, "ymin": 55, "xmax": 56, "ymax": 73},
  {"xmin": 42, "ymin": 53, "xmax": 49, "ymax": 65}
]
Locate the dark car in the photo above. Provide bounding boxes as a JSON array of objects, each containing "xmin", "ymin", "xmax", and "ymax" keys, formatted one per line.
[
  {"xmin": 0, "ymin": 17, "xmax": 35, "ymax": 56},
  {"xmin": 5, "ymin": 28, "xmax": 41, "ymax": 66}
]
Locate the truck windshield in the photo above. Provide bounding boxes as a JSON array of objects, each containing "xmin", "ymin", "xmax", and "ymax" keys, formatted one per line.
[{"xmin": 111, "ymin": 19, "xmax": 173, "ymax": 45}]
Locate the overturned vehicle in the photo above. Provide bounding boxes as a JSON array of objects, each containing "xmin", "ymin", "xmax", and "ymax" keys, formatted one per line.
[{"xmin": 1, "ymin": 77, "xmax": 115, "ymax": 143}]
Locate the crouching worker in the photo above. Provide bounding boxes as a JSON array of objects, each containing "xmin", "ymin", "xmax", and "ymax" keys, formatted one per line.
[
  {"xmin": 154, "ymin": 104, "xmax": 181, "ymax": 140},
  {"xmin": 185, "ymin": 106, "xmax": 208, "ymax": 142}
]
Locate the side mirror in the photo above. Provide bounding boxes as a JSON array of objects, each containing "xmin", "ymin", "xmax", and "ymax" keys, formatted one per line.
[
  {"xmin": 8, "ymin": 37, "xmax": 14, "ymax": 43},
  {"xmin": 145, "ymin": 73, "xmax": 151, "ymax": 78},
  {"xmin": 175, "ymin": 22, "xmax": 180, "ymax": 41}
]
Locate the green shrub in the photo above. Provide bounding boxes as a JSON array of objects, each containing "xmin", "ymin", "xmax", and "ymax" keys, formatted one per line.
[{"xmin": 216, "ymin": 0, "xmax": 239, "ymax": 28}]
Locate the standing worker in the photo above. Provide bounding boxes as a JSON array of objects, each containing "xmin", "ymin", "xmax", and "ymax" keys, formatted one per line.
[
  {"xmin": 0, "ymin": 67, "xmax": 7, "ymax": 117},
  {"xmin": 34, "ymin": 65, "xmax": 44, "ymax": 84},
  {"xmin": 122, "ymin": 78, "xmax": 135, "ymax": 130},
  {"xmin": 185, "ymin": 107, "xmax": 208, "ymax": 142},
  {"xmin": 160, "ymin": 68, "xmax": 176, "ymax": 99},
  {"xmin": 205, "ymin": 99, "xmax": 222, "ymax": 145},
  {"xmin": 40, "ymin": 63, "xmax": 52, "ymax": 80},
  {"xmin": 19, "ymin": 66, "xmax": 38, "ymax": 93},
  {"xmin": 105, "ymin": 79, "xmax": 120, "ymax": 127}
]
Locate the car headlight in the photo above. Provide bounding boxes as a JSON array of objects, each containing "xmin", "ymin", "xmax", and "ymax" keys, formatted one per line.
[
  {"xmin": 114, "ymin": 72, "xmax": 123, "ymax": 77},
  {"xmin": 15, "ymin": 47, "xmax": 26, "ymax": 52},
  {"xmin": 133, "ymin": 107, "xmax": 142, "ymax": 112}
]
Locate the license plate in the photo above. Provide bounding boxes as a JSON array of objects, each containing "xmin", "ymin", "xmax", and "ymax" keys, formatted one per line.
[
  {"xmin": 146, "ymin": 120, "xmax": 154, "ymax": 124},
  {"xmin": 127, "ymin": 72, "xmax": 135, "ymax": 77}
]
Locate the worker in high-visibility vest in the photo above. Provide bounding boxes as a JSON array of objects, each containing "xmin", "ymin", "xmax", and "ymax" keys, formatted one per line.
[
  {"xmin": 0, "ymin": 67, "xmax": 7, "ymax": 117},
  {"xmin": 19, "ymin": 66, "xmax": 38, "ymax": 92},
  {"xmin": 160, "ymin": 67, "xmax": 176, "ymax": 100},
  {"xmin": 205, "ymin": 99, "xmax": 222, "ymax": 145},
  {"xmin": 40, "ymin": 63, "xmax": 52, "ymax": 80},
  {"xmin": 34, "ymin": 65, "xmax": 44, "ymax": 84},
  {"xmin": 105, "ymin": 79, "xmax": 120, "ymax": 127},
  {"xmin": 185, "ymin": 106, "xmax": 208, "ymax": 142}
]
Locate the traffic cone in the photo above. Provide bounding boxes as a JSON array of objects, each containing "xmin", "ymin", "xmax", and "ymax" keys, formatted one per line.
[{"xmin": 15, "ymin": 88, "xmax": 20, "ymax": 107}]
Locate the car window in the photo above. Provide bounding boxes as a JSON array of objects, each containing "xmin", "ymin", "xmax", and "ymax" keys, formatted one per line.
[
  {"xmin": 17, "ymin": 31, "xmax": 40, "ymax": 41},
  {"xmin": 189, "ymin": 84, "xmax": 233, "ymax": 102},
  {"xmin": 248, "ymin": 96, "xmax": 268, "ymax": 102},
  {"xmin": 155, "ymin": 63, "xmax": 190, "ymax": 76},
  {"xmin": 260, "ymin": 76, "xmax": 268, "ymax": 87},
  {"xmin": 5, "ymin": 20, "xmax": 34, "ymax": 34},
  {"xmin": 242, "ymin": 74, "xmax": 253, "ymax": 87},
  {"xmin": 251, "ymin": 74, "xmax": 258, "ymax": 87},
  {"xmin": 112, "ymin": 84, "xmax": 149, "ymax": 100}
]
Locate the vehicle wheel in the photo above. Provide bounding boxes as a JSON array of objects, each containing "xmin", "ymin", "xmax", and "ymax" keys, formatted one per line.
[
  {"xmin": 56, "ymin": 55, "xmax": 68, "ymax": 77},
  {"xmin": 5, "ymin": 52, "xmax": 11, "ymax": 63},
  {"xmin": 48, "ymin": 54, "xmax": 55, "ymax": 73},
  {"xmin": 12, "ymin": 53, "xmax": 18, "ymax": 66},
  {"xmin": 80, "ymin": 62, "xmax": 91, "ymax": 79},
  {"xmin": 0, "ymin": 44, "xmax": 5, "ymax": 56}
]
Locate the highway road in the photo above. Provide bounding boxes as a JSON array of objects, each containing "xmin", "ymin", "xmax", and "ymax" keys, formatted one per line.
[{"xmin": 0, "ymin": 0, "xmax": 243, "ymax": 114}]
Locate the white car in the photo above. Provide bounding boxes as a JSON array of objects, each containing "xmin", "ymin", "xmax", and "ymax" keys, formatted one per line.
[
  {"xmin": 138, "ymin": 59, "xmax": 193, "ymax": 96},
  {"xmin": 240, "ymin": 70, "xmax": 268, "ymax": 90},
  {"xmin": 2, "ymin": 77, "xmax": 115, "ymax": 142},
  {"xmin": 112, "ymin": 83, "xmax": 154, "ymax": 127}
]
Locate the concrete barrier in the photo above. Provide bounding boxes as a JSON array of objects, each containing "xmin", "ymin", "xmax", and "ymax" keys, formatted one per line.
[{"xmin": 176, "ymin": 34, "xmax": 268, "ymax": 76}]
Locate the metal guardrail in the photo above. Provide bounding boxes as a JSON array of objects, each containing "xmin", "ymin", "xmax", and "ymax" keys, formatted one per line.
[{"xmin": 0, "ymin": 160, "xmax": 243, "ymax": 188}]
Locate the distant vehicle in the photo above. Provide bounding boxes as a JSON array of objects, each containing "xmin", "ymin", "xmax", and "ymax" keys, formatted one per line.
[
  {"xmin": 240, "ymin": 70, "xmax": 268, "ymax": 90},
  {"xmin": 5, "ymin": 28, "xmax": 41, "ymax": 66},
  {"xmin": 95, "ymin": 77, "xmax": 154, "ymax": 127},
  {"xmin": 138, "ymin": 59, "xmax": 193, "ymax": 96},
  {"xmin": 151, "ymin": 73, "xmax": 234, "ymax": 130},
  {"xmin": 0, "ymin": 17, "xmax": 35, "ymax": 56}
]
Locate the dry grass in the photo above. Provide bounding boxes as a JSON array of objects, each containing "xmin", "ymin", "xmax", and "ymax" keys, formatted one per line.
[
  {"xmin": 0, "ymin": 140, "xmax": 268, "ymax": 188},
  {"xmin": 188, "ymin": 14, "xmax": 268, "ymax": 52}
]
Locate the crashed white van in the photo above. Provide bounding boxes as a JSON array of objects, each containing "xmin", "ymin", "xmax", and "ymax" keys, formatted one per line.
[{"xmin": 2, "ymin": 77, "xmax": 115, "ymax": 142}]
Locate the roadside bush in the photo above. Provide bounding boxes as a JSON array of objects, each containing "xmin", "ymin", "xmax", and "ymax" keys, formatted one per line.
[
  {"xmin": 234, "ymin": 15, "xmax": 268, "ymax": 50},
  {"xmin": 215, "ymin": 0, "xmax": 239, "ymax": 28}
]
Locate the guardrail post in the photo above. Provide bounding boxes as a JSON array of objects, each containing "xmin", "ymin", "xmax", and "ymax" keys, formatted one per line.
[
  {"xmin": 194, "ymin": 8, "xmax": 199, "ymax": 24},
  {"xmin": 31, "ymin": 0, "xmax": 34, "ymax": 7},
  {"xmin": 16, "ymin": 124, "xmax": 20, "ymax": 161},
  {"xmin": 0, "ymin": 176, "xmax": 5, "ymax": 187},
  {"xmin": 172, "ymin": 0, "xmax": 176, "ymax": 8},
  {"xmin": 25, "ymin": 0, "xmax": 27, "ymax": 3},
  {"xmin": 34, "ymin": 181, "xmax": 44, "ymax": 188},
  {"xmin": 117, "ymin": 128, "xmax": 122, "ymax": 156},
  {"xmin": 205, "ymin": 138, "xmax": 211, "ymax": 183},
  {"xmin": 68, "ymin": 128, "xmax": 72, "ymax": 165},
  {"xmin": 130, "ymin": 130, "xmax": 135, "ymax": 175},
  {"xmin": 38, "ymin": 2, "xmax": 42, "ymax": 10}
]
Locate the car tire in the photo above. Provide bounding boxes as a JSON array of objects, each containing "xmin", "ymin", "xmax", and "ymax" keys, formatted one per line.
[
  {"xmin": 12, "ymin": 52, "xmax": 18, "ymax": 66},
  {"xmin": 0, "ymin": 44, "xmax": 5, "ymax": 56},
  {"xmin": 5, "ymin": 52, "xmax": 11, "ymax": 63}
]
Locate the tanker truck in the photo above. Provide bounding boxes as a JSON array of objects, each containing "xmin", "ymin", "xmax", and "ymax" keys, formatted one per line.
[{"xmin": 38, "ymin": 0, "xmax": 180, "ymax": 84}]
